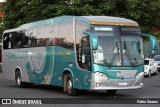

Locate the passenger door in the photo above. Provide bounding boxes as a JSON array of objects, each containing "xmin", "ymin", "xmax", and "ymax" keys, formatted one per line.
[
  {"xmin": 79, "ymin": 36, "xmax": 92, "ymax": 89},
  {"xmin": 75, "ymin": 20, "xmax": 92, "ymax": 89},
  {"xmin": 81, "ymin": 36, "xmax": 91, "ymax": 71},
  {"xmin": 150, "ymin": 59, "xmax": 155, "ymax": 73},
  {"xmin": 152, "ymin": 60, "xmax": 157, "ymax": 73}
]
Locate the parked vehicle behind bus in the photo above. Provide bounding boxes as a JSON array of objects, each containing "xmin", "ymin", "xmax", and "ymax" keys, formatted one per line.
[
  {"xmin": 144, "ymin": 58, "xmax": 158, "ymax": 77},
  {"xmin": 2, "ymin": 16, "xmax": 144, "ymax": 96},
  {"xmin": 153, "ymin": 55, "xmax": 160, "ymax": 70}
]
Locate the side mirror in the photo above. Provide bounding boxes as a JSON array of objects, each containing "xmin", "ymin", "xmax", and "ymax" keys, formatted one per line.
[
  {"xmin": 150, "ymin": 62, "xmax": 152, "ymax": 66},
  {"xmin": 83, "ymin": 31, "xmax": 98, "ymax": 50}
]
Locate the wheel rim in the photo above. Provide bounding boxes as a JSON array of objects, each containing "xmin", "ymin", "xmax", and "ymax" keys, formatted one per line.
[
  {"xmin": 156, "ymin": 70, "xmax": 158, "ymax": 74},
  {"xmin": 67, "ymin": 79, "xmax": 72, "ymax": 94},
  {"xmin": 149, "ymin": 71, "xmax": 151, "ymax": 77}
]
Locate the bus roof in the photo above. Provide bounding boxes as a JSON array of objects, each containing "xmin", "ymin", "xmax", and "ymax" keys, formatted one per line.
[
  {"xmin": 82, "ymin": 16, "xmax": 138, "ymax": 26},
  {"xmin": 4, "ymin": 16, "xmax": 138, "ymax": 33}
]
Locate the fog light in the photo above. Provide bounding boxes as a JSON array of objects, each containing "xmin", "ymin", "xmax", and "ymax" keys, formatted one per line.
[{"xmin": 96, "ymin": 83, "xmax": 100, "ymax": 87}]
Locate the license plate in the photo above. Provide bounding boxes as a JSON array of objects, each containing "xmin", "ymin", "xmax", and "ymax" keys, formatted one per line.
[{"xmin": 118, "ymin": 82, "xmax": 128, "ymax": 86}]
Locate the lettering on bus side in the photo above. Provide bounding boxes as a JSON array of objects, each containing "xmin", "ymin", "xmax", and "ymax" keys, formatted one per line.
[{"xmin": 8, "ymin": 51, "xmax": 28, "ymax": 60}]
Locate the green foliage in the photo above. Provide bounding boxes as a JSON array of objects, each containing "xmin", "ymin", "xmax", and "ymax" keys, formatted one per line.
[{"xmin": 1, "ymin": 0, "xmax": 160, "ymax": 34}]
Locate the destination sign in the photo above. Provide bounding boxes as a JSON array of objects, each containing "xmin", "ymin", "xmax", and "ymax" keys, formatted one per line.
[
  {"xmin": 95, "ymin": 27, "xmax": 113, "ymax": 31},
  {"xmin": 119, "ymin": 26, "xmax": 141, "ymax": 36}
]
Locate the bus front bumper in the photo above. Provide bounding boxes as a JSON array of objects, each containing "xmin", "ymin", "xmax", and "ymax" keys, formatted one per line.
[{"xmin": 90, "ymin": 73, "xmax": 144, "ymax": 90}]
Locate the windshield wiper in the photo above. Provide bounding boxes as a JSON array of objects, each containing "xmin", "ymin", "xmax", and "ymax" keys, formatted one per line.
[
  {"xmin": 133, "ymin": 57, "xmax": 138, "ymax": 64},
  {"xmin": 107, "ymin": 41, "xmax": 120, "ymax": 67},
  {"xmin": 123, "ymin": 40, "xmax": 135, "ymax": 67}
]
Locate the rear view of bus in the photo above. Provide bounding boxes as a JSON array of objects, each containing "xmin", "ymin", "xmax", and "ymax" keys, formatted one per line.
[{"xmin": 82, "ymin": 16, "xmax": 144, "ymax": 94}]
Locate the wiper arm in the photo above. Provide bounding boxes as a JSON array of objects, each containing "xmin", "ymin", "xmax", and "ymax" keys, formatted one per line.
[
  {"xmin": 133, "ymin": 57, "xmax": 138, "ymax": 64},
  {"xmin": 108, "ymin": 53, "xmax": 117, "ymax": 67},
  {"xmin": 123, "ymin": 40, "xmax": 135, "ymax": 67},
  {"xmin": 107, "ymin": 41, "xmax": 120, "ymax": 67}
]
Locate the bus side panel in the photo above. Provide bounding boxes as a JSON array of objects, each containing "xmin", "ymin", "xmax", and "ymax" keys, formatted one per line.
[
  {"xmin": 50, "ymin": 46, "xmax": 82, "ymax": 89},
  {"xmin": 2, "ymin": 50, "xmax": 14, "ymax": 80},
  {"xmin": 49, "ymin": 45, "xmax": 91, "ymax": 90},
  {"xmin": 26, "ymin": 47, "xmax": 55, "ymax": 84},
  {"xmin": 2, "ymin": 49, "xmax": 30, "ymax": 82}
]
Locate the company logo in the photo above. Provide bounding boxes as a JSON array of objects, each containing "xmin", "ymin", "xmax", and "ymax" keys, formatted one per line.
[
  {"xmin": 2, "ymin": 99, "xmax": 11, "ymax": 104},
  {"xmin": 8, "ymin": 51, "xmax": 28, "ymax": 60},
  {"xmin": 116, "ymin": 72, "xmax": 122, "ymax": 78},
  {"xmin": 28, "ymin": 48, "xmax": 46, "ymax": 74},
  {"xmin": 1, "ymin": 99, "xmax": 42, "ymax": 104},
  {"xmin": 31, "ymin": 52, "xmax": 45, "ymax": 72},
  {"xmin": 116, "ymin": 72, "xmax": 124, "ymax": 79},
  {"xmin": 122, "ymin": 28, "xmax": 140, "ymax": 32}
]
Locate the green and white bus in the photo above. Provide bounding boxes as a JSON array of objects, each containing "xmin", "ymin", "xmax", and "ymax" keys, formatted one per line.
[{"xmin": 2, "ymin": 16, "xmax": 144, "ymax": 95}]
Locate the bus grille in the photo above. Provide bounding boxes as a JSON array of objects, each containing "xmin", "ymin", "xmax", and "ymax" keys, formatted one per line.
[{"xmin": 107, "ymin": 70, "xmax": 137, "ymax": 79}]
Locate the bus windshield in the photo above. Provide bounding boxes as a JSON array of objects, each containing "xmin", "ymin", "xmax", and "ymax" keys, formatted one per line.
[{"xmin": 91, "ymin": 25, "xmax": 143, "ymax": 67}]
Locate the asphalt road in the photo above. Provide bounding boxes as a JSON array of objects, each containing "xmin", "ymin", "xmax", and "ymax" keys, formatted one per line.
[{"xmin": 0, "ymin": 72, "xmax": 160, "ymax": 107}]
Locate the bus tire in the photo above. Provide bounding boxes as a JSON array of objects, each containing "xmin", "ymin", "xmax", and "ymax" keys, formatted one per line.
[
  {"xmin": 15, "ymin": 71, "xmax": 26, "ymax": 88},
  {"xmin": 66, "ymin": 74, "xmax": 78, "ymax": 96},
  {"xmin": 106, "ymin": 90, "xmax": 117, "ymax": 95}
]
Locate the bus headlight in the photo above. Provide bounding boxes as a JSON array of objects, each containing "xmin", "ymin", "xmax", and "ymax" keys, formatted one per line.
[
  {"xmin": 95, "ymin": 72, "xmax": 108, "ymax": 79},
  {"xmin": 135, "ymin": 72, "xmax": 144, "ymax": 79}
]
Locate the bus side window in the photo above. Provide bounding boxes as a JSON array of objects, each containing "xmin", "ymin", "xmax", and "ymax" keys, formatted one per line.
[
  {"xmin": 3, "ymin": 33, "xmax": 11, "ymax": 49},
  {"xmin": 3, "ymin": 33, "xmax": 10, "ymax": 49},
  {"xmin": 31, "ymin": 27, "xmax": 44, "ymax": 47},
  {"xmin": 58, "ymin": 22, "xmax": 74, "ymax": 50},
  {"xmin": 6, "ymin": 32, "xmax": 13, "ymax": 49},
  {"xmin": 44, "ymin": 25, "xmax": 59, "ymax": 46},
  {"xmin": 21, "ymin": 30, "xmax": 29, "ymax": 48}
]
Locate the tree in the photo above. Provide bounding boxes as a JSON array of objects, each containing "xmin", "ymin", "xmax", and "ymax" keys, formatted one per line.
[
  {"xmin": 2, "ymin": 0, "xmax": 160, "ymax": 33},
  {"xmin": 0, "ymin": 2, "xmax": 5, "ymax": 40}
]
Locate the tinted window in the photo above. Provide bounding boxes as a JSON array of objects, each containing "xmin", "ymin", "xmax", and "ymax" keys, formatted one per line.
[
  {"xmin": 3, "ymin": 31, "xmax": 29, "ymax": 49},
  {"xmin": 22, "ymin": 30, "xmax": 29, "ymax": 48},
  {"xmin": 144, "ymin": 60, "xmax": 149, "ymax": 65},
  {"xmin": 44, "ymin": 24, "xmax": 59, "ymax": 46},
  {"xmin": 58, "ymin": 22, "xmax": 74, "ymax": 50},
  {"xmin": 30, "ymin": 27, "xmax": 45, "ymax": 47},
  {"xmin": 154, "ymin": 56, "xmax": 160, "ymax": 61},
  {"xmin": 12, "ymin": 31, "xmax": 23, "ymax": 49},
  {"xmin": 3, "ymin": 22, "xmax": 73, "ymax": 49},
  {"xmin": 81, "ymin": 36, "xmax": 91, "ymax": 71},
  {"xmin": 3, "ymin": 33, "xmax": 11, "ymax": 49}
]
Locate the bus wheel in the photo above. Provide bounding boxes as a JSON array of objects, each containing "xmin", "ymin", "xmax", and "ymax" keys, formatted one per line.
[
  {"xmin": 106, "ymin": 90, "xmax": 117, "ymax": 95},
  {"xmin": 15, "ymin": 71, "xmax": 26, "ymax": 88},
  {"xmin": 67, "ymin": 74, "xmax": 78, "ymax": 96}
]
